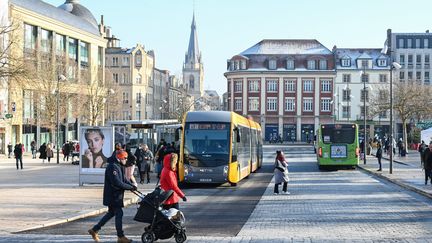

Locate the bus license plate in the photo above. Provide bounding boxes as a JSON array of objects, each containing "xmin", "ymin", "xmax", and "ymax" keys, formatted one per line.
[{"xmin": 200, "ymin": 178, "xmax": 212, "ymax": 182}]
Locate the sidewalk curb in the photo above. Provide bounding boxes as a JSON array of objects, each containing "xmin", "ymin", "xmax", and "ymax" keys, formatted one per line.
[
  {"xmin": 13, "ymin": 196, "xmax": 139, "ymax": 234},
  {"xmin": 357, "ymin": 166, "xmax": 432, "ymax": 200}
]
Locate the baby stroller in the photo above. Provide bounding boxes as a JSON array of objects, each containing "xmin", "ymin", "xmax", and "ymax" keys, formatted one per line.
[{"xmin": 133, "ymin": 187, "xmax": 187, "ymax": 243}]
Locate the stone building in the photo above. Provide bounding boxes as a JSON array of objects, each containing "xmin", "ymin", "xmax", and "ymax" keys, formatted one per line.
[{"xmin": 225, "ymin": 39, "xmax": 335, "ymax": 142}]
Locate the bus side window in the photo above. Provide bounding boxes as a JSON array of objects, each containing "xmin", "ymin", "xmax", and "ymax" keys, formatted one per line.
[{"xmin": 175, "ymin": 127, "xmax": 183, "ymax": 142}]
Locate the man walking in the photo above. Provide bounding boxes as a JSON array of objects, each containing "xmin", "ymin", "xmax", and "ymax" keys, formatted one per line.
[
  {"xmin": 88, "ymin": 150, "xmax": 136, "ymax": 243},
  {"xmin": 419, "ymin": 140, "xmax": 427, "ymax": 167},
  {"xmin": 135, "ymin": 144, "xmax": 153, "ymax": 184},
  {"xmin": 14, "ymin": 143, "xmax": 23, "ymax": 170},
  {"xmin": 7, "ymin": 142, "xmax": 13, "ymax": 158},
  {"xmin": 31, "ymin": 140, "xmax": 37, "ymax": 159},
  {"xmin": 421, "ymin": 141, "xmax": 432, "ymax": 185}
]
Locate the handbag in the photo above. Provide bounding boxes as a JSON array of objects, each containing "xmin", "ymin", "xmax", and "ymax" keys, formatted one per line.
[{"xmin": 275, "ymin": 160, "xmax": 285, "ymax": 172}]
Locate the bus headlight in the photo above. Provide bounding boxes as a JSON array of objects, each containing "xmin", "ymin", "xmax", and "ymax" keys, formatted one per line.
[
  {"xmin": 223, "ymin": 166, "xmax": 228, "ymax": 176},
  {"xmin": 184, "ymin": 165, "xmax": 189, "ymax": 176}
]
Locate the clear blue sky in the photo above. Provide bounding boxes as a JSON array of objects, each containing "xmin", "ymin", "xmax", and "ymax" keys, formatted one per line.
[{"xmin": 46, "ymin": 0, "xmax": 432, "ymax": 96}]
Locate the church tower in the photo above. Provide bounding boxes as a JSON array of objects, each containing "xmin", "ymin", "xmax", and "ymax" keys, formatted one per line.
[{"xmin": 183, "ymin": 14, "xmax": 204, "ymax": 100}]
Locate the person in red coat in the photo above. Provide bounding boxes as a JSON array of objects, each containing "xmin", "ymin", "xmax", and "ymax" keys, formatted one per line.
[{"xmin": 160, "ymin": 153, "xmax": 186, "ymax": 210}]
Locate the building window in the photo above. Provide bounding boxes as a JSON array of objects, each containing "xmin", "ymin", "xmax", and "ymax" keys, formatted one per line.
[
  {"xmin": 248, "ymin": 97, "xmax": 259, "ymax": 111},
  {"xmin": 361, "ymin": 73, "xmax": 369, "ymax": 83},
  {"xmin": 398, "ymin": 38, "xmax": 404, "ymax": 48},
  {"xmin": 408, "ymin": 55, "xmax": 413, "ymax": 67},
  {"xmin": 377, "ymin": 58, "xmax": 387, "ymax": 67},
  {"xmin": 320, "ymin": 99, "xmax": 331, "ymax": 112},
  {"xmin": 123, "ymin": 57, "xmax": 129, "ymax": 66},
  {"xmin": 68, "ymin": 38, "xmax": 78, "ymax": 61},
  {"xmin": 189, "ymin": 75, "xmax": 195, "ymax": 89},
  {"xmin": 267, "ymin": 98, "xmax": 277, "ymax": 111},
  {"xmin": 342, "ymin": 89, "xmax": 351, "ymax": 101},
  {"xmin": 416, "ymin": 71, "xmax": 421, "ymax": 80},
  {"xmin": 136, "ymin": 74, "xmax": 142, "ymax": 84},
  {"xmin": 122, "ymin": 73, "xmax": 128, "ymax": 84},
  {"xmin": 399, "ymin": 71, "xmax": 405, "ymax": 80},
  {"xmin": 408, "ymin": 71, "xmax": 413, "ymax": 80},
  {"xmin": 234, "ymin": 80, "xmax": 242, "ymax": 93},
  {"xmin": 307, "ymin": 60, "xmax": 316, "ymax": 70},
  {"xmin": 361, "ymin": 89, "xmax": 369, "ymax": 102},
  {"xmin": 234, "ymin": 98, "xmax": 242, "ymax": 110},
  {"xmin": 342, "ymin": 106, "xmax": 350, "ymax": 118},
  {"xmin": 361, "ymin": 60, "xmax": 369, "ymax": 68},
  {"xmin": 286, "ymin": 59, "xmax": 294, "ymax": 69},
  {"xmin": 321, "ymin": 80, "xmax": 331, "ymax": 92},
  {"xmin": 341, "ymin": 58, "xmax": 351, "ymax": 67},
  {"xmin": 416, "ymin": 38, "xmax": 421, "ymax": 48},
  {"xmin": 267, "ymin": 80, "xmax": 278, "ymax": 92},
  {"xmin": 425, "ymin": 39, "xmax": 429, "ymax": 48},
  {"xmin": 24, "ymin": 24, "xmax": 37, "ymax": 51},
  {"xmin": 407, "ymin": 39, "xmax": 412, "ymax": 48},
  {"xmin": 122, "ymin": 92, "xmax": 129, "ymax": 104},
  {"xmin": 360, "ymin": 106, "xmax": 369, "ymax": 118},
  {"xmin": 425, "ymin": 55, "xmax": 430, "ymax": 67},
  {"xmin": 319, "ymin": 60, "xmax": 327, "ymax": 70},
  {"xmin": 268, "ymin": 59, "xmax": 277, "ymax": 70},
  {"xmin": 303, "ymin": 98, "xmax": 313, "ymax": 112},
  {"xmin": 40, "ymin": 29, "xmax": 52, "ymax": 53},
  {"xmin": 80, "ymin": 41, "xmax": 89, "ymax": 67},
  {"xmin": 98, "ymin": 46, "xmax": 103, "ymax": 67},
  {"xmin": 379, "ymin": 74, "xmax": 387, "ymax": 83},
  {"xmin": 112, "ymin": 57, "xmax": 119, "ymax": 66},
  {"xmin": 248, "ymin": 80, "xmax": 259, "ymax": 92},
  {"xmin": 399, "ymin": 55, "xmax": 405, "ymax": 66},
  {"xmin": 136, "ymin": 93, "xmax": 142, "ymax": 104},
  {"xmin": 241, "ymin": 60, "xmax": 246, "ymax": 69},
  {"xmin": 284, "ymin": 98, "xmax": 295, "ymax": 111},
  {"xmin": 379, "ymin": 111, "xmax": 387, "ymax": 118},
  {"xmin": 55, "ymin": 34, "xmax": 66, "ymax": 56},
  {"xmin": 135, "ymin": 50, "xmax": 142, "ymax": 67},
  {"xmin": 303, "ymin": 80, "xmax": 313, "ymax": 92},
  {"xmin": 113, "ymin": 73, "xmax": 119, "ymax": 83},
  {"xmin": 416, "ymin": 54, "xmax": 422, "ymax": 68},
  {"xmin": 284, "ymin": 80, "xmax": 296, "ymax": 92},
  {"xmin": 425, "ymin": 72, "xmax": 430, "ymax": 84},
  {"xmin": 234, "ymin": 61, "xmax": 239, "ymax": 70},
  {"xmin": 343, "ymin": 74, "xmax": 351, "ymax": 83}
]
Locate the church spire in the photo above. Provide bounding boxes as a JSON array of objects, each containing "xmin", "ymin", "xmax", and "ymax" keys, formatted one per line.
[{"xmin": 185, "ymin": 13, "xmax": 200, "ymax": 65}]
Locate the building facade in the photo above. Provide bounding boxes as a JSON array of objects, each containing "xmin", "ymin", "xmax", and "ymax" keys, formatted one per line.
[
  {"xmin": 8, "ymin": 0, "xmax": 107, "ymax": 151},
  {"xmin": 203, "ymin": 90, "xmax": 221, "ymax": 111},
  {"xmin": 225, "ymin": 39, "xmax": 336, "ymax": 142},
  {"xmin": 105, "ymin": 44, "xmax": 154, "ymax": 121},
  {"xmin": 334, "ymin": 48, "xmax": 390, "ymax": 139},
  {"xmin": 153, "ymin": 68, "xmax": 170, "ymax": 119},
  {"xmin": 182, "ymin": 14, "xmax": 203, "ymax": 100}
]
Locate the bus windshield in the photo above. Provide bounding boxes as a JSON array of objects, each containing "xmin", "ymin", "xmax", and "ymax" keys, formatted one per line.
[
  {"xmin": 184, "ymin": 122, "xmax": 230, "ymax": 167},
  {"xmin": 321, "ymin": 125, "xmax": 355, "ymax": 144}
]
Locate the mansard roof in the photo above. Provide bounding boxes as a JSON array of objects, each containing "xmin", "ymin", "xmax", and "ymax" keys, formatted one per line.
[
  {"xmin": 240, "ymin": 39, "xmax": 332, "ymax": 56},
  {"xmin": 335, "ymin": 48, "xmax": 390, "ymax": 69}
]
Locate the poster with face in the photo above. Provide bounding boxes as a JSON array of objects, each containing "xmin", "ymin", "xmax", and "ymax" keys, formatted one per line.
[{"xmin": 80, "ymin": 126, "xmax": 114, "ymax": 172}]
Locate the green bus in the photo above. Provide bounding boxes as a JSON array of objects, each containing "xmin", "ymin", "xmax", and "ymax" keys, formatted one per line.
[{"xmin": 316, "ymin": 124, "xmax": 359, "ymax": 169}]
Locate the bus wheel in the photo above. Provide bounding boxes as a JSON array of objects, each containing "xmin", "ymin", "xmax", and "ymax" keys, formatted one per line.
[
  {"xmin": 318, "ymin": 165, "xmax": 323, "ymax": 170},
  {"xmin": 230, "ymin": 182, "xmax": 237, "ymax": 186}
]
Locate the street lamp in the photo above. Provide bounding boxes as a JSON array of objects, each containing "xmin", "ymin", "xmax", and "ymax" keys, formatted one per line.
[
  {"xmin": 56, "ymin": 74, "xmax": 67, "ymax": 164},
  {"xmin": 389, "ymin": 61, "xmax": 401, "ymax": 173},
  {"xmin": 360, "ymin": 67, "xmax": 368, "ymax": 164}
]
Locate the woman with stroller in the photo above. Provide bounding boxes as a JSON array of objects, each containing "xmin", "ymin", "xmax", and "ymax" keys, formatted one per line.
[
  {"xmin": 274, "ymin": 150, "xmax": 290, "ymax": 195},
  {"xmin": 160, "ymin": 153, "xmax": 186, "ymax": 210}
]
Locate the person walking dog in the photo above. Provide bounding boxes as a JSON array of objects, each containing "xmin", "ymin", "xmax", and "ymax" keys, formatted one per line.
[{"xmin": 88, "ymin": 150, "xmax": 136, "ymax": 243}]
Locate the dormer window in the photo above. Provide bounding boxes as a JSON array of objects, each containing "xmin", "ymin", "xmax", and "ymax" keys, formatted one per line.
[
  {"xmin": 269, "ymin": 59, "xmax": 277, "ymax": 70},
  {"xmin": 377, "ymin": 58, "xmax": 387, "ymax": 67},
  {"xmin": 286, "ymin": 59, "xmax": 294, "ymax": 70},
  {"xmin": 341, "ymin": 58, "xmax": 351, "ymax": 67},
  {"xmin": 361, "ymin": 60, "xmax": 369, "ymax": 68},
  {"xmin": 240, "ymin": 60, "xmax": 246, "ymax": 70},
  {"xmin": 234, "ymin": 61, "xmax": 239, "ymax": 70},
  {"xmin": 319, "ymin": 60, "xmax": 327, "ymax": 70},
  {"xmin": 230, "ymin": 61, "xmax": 234, "ymax": 71},
  {"xmin": 307, "ymin": 60, "xmax": 316, "ymax": 70}
]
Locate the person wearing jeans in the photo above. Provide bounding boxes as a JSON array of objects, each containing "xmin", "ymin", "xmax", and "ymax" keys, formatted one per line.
[{"xmin": 88, "ymin": 150, "xmax": 135, "ymax": 243}]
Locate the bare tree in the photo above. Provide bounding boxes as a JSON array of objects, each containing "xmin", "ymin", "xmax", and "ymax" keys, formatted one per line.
[
  {"xmin": 0, "ymin": 21, "xmax": 27, "ymax": 81},
  {"xmin": 169, "ymin": 87, "xmax": 194, "ymax": 122},
  {"xmin": 369, "ymin": 80, "xmax": 432, "ymax": 150}
]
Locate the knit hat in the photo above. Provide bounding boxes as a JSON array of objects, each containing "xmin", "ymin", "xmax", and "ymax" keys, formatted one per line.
[{"xmin": 116, "ymin": 150, "xmax": 128, "ymax": 160}]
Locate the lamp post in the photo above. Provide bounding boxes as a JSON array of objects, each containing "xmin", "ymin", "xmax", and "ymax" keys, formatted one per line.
[
  {"xmin": 56, "ymin": 74, "xmax": 66, "ymax": 164},
  {"xmin": 360, "ymin": 67, "xmax": 368, "ymax": 164},
  {"xmin": 389, "ymin": 61, "xmax": 401, "ymax": 173}
]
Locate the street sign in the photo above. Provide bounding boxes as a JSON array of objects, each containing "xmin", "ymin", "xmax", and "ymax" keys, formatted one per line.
[{"xmin": 5, "ymin": 113, "xmax": 13, "ymax": 118}]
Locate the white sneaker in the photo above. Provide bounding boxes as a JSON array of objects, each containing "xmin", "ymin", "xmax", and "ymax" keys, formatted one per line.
[
  {"xmin": 282, "ymin": 191, "xmax": 290, "ymax": 195},
  {"xmin": 273, "ymin": 192, "xmax": 279, "ymax": 195}
]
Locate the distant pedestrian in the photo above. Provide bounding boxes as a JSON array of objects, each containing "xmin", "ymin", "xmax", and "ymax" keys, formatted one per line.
[
  {"xmin": 135, "ymin": 144, "xmax": 153, "ymax": 184},
  {"xmin": 7, "ymin": 142, "xmax": 12, "ymax": 158},
  {"xmin": 46, "ymin": 143, "xmax": 54, "ymax": 163},
  {"xmin": 274, "ymin": 150, "xmax": 290, "ymax": 195},
  {"xmin": 376, "ymin": 142, "xmax": 383, "ymax": 171},
  {"xmin": 88, "ymin": 150, "xmax": 135, "ymax": 243},
  {"xmin": 422, "ymin": 142, "xmax": 432, "ymax": 185},
  {"xmin": 31, "ymin": 140, "xmax": 37, "ymax": 159},
  {"xmin": 63, "ymin": 141, "xmax": 71, "ymax": 162},
  {"xmin": 14, "ymin": 143, "xmax": 23, "ymax": 170},
  {"xmin": 39, "ymin": 143, "xmax": 47, "ymax": 163},
  {"xmin": 419, "ymin": 140, "xmax": 427, "ymax": 167}
]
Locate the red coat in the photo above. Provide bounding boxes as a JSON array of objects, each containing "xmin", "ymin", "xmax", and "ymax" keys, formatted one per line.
[{"xmin": 160, "ymin": 153, "xmax": 185, "ymax": 205}]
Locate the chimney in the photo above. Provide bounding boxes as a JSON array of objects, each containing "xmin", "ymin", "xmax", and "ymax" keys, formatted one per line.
[
  {"xmin": 427, "ymin": 30, "xmax": 430, "ymax": 33},
  {"xmin": 100, "ymin": 15, "xmax": 104, "ymax": 25}
]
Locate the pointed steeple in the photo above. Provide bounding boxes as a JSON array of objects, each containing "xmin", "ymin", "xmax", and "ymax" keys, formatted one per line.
[{"xmin": 185, "ymin": 14, "xmax": 200, "ymax": 65}]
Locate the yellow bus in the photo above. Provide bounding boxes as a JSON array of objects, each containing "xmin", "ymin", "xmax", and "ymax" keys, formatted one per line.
[{"xmin": 177, "ymin": 111, "xmax": 263, "ymax": 186}]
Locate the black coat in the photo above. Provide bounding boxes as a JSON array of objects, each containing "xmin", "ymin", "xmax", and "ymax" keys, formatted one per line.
[
  {"xmin": 103, "ymin": 156, "xmax": 134, "ymax": 207},
  {"xmin": 39, "ymin": 144, "xmax": 47, "ymax": 159},
  {"xmin": 423, "ymin": 148, "xmax": 432, "ymax": 170}
]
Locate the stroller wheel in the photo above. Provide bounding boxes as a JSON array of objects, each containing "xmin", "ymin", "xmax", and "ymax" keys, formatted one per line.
[
  {"xmin": 175, "ymin": 232, "xmax": 187, "ymax": 243},
  {"xmin": 141, "ymin": 231, "xmax": 155, "ymax": 243}
]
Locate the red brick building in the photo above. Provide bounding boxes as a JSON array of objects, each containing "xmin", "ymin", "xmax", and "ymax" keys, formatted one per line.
[{"xmin": 224, "ymin": 39, "xmax": 336, "ymax": 142}]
